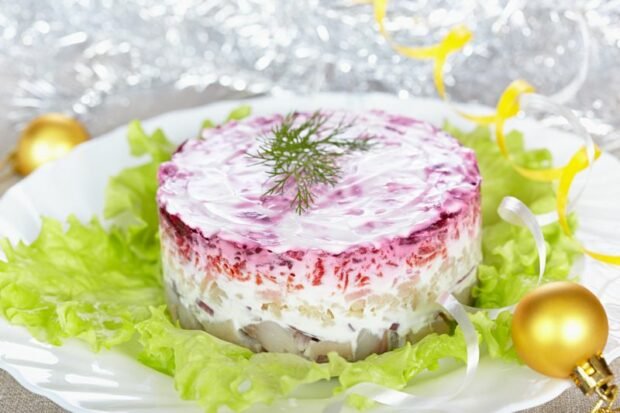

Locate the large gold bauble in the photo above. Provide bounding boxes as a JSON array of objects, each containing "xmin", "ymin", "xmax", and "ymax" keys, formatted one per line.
[
  {"xmin": 512, "ymin": 281, "xmax": 609, "ymax": 378},
  {"xmin": 13, "ymin": 114, "xmax": 89, "ymax": 176}
]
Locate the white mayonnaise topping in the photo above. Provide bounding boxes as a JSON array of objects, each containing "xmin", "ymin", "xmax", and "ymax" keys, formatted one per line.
[{"xmin": 157, "ymin": 110, "xmax": 480, "ymax": 254}]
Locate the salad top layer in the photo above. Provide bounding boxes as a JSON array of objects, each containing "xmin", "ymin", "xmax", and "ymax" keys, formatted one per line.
[{"xmin": 157, "ymin": 110, "xmax": 481, "ymax": 254}]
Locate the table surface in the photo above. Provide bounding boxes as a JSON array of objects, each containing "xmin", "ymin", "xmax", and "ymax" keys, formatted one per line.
[{"xmin": 0, "ymin": 154, "xmax": 618, "ymax": 413}]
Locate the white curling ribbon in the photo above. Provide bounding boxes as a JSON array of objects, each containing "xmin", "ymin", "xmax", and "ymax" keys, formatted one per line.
[
  {"xmin": 322, "ymin": 294, "xmax": 479, "ymax": 413},
  {"xmin": 498, "ymin": 196, "xmax": 546, "ymax": 285},
  {"xmin": 462, "ymin": 196, "xmax": 547, "ymax": 318},
  {"xmin": 517, "ymin": 93, "xmax": 597, "ymax": 227},
  {"xmin": 323, "ymin": 196, "xmax": 546, "ymax": 412}
]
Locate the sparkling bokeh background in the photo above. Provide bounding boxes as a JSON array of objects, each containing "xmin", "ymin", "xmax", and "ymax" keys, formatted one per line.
[{"xmin": 0, "ymin": 0, "xmax": 619, "ymax": 155}]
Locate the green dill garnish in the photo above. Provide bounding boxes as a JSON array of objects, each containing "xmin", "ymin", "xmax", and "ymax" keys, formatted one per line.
[{"xmin": 250, "ymin": 111, "xmax": 372, "ymax": 214}]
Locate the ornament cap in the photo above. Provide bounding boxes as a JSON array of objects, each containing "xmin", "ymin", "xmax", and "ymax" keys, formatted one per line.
[
  {"xmin": 572, "ymin": 355, "xmax": 618, "ymax": 412},
  {"xmin": 573, "ymin": 354, "xmax": 614, "ymax": 397}
]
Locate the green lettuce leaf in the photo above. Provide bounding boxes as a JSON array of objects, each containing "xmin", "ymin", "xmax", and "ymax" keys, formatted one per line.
[
  {"xmin": 474, "ymin": 215, "xmax": 580, "ymax": 308},
  {"xmin": 137, "ymin": 307, "xmax": 331, "ymax": 413},
  {"xmin": 226, "ymin": 105, "xmax": 252, "ymax": 122},
  {"xmin": 126, "ymin": 120, "xmax": 175, "ymax": 163},
  {"xmin": 104, "ymin": 121, "xmax": 173, "ymax": 261},
  {"xmin": 202, "ymin": 105, "xmax": 252, "ymax": 131},
  {"xmin": 329, "ymin": 330, "xmax": 468, "ymax": 392},
  {"xmin": 329, "ymin": 310, "xmax": 515, "ymax": 391},
  {"xmin": 470, "ymin": 311, "xmax": 517, "ymax": 361},
  {"xmin": 0, "ymin": 217, "xmax": 163, "ymax": 349}
]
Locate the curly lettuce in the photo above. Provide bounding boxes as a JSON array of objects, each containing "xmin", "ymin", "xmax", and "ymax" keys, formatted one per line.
[
  {"xmin": 201, "ymin": 105, "xmax": 252, "ymax": 129},
  {"xmin": 137, "ymin": 307, "xmax": 331, "ymax": 413},
  {"xmin": 0, "ymin": 217, "xmax": 163, "ymax": 349},
  {"xmin": 104, "ymin": 121, "xmax": 174, "ymax": 261},
  {"xmin": 443, "ymin": 122, "xmax": 580, "ymax": 308},
  {"xmin": 0, "ymin": 110, "xmax": 581, "ymax": 412}
]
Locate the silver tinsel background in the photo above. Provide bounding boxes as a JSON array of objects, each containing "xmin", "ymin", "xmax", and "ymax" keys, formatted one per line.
[{"xmin": 1, "ymin": 0, "xmax": 619, "ymax": 156}]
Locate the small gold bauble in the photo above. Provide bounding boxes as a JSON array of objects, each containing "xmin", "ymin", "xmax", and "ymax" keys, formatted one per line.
[
  {"xmin": 13, "ymin": 113, "xmax": 89, "ymax": 176},
  {"xmin": 512, "ymin": 281, "xmax": 609, "ymax": 378}
]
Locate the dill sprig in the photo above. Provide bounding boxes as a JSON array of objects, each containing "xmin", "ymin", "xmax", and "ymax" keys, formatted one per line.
[{"xmin": 250, "ymin": 111, "xmax": 372, "ymax": 214}]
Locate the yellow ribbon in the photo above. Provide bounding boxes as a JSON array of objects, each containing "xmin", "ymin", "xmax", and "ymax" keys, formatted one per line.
[
  {"xmin": 373, "ymin": 0, "xmax": 472, "ymax": 101},
  {"xmin": 372, "ymin": 0, "xmax": 620, "ymax": 264},
  {"xmin": 557, "ymin": 146, "xmax": 620, "ymax": 264}
]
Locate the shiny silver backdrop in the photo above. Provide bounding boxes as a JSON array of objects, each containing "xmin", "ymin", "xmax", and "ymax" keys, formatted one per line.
[{"xmin": 0, "ymin": 0, "xmax": 619, "ymax": 155}]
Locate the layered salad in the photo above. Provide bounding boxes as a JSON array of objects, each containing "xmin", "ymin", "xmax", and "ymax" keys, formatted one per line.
[{"xmin": 157, "ymin": 110, "xmax": 482, "ymax": 361}]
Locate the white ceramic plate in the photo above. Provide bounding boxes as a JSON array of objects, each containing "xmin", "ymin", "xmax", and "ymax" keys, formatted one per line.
[{"xmin": 1, "ymin": 93, "xmax": 619, "ymax": 413}]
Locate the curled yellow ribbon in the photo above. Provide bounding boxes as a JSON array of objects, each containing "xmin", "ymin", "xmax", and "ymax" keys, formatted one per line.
[
  {"xmin": 557, "ymin": 147, "xmax": 620, "ymax": 265},
  {"xmin": 373, "ymin": 0, "xmax": 472, "ymax": 101},
  {"xmin": 372, "ymin": 0, "xmax": 620, "ymax": 264}
]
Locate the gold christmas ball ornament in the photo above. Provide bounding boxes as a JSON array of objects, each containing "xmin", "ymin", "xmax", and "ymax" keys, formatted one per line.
[
  {"xmin": 513, "ymin": 281, "xmax": 619, "ymax": 412},
  {"xmin": 512, "ymin": 281, "xmax": 608, "ymax": 378},
  {"xmin": 11, "ymin": 113, "xmax": 89, "ymax": 176}
]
